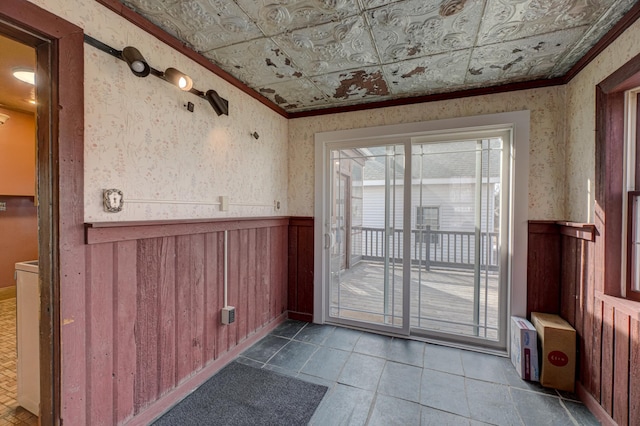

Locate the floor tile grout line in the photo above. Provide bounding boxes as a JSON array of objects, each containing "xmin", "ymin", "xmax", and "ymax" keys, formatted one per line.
[{"xmin": 558, "ymin": 397, "xmax": 582, "ymax": 426}]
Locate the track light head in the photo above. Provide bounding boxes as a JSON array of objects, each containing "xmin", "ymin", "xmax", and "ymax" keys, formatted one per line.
[
  {"xmin": 121, "ymin": 46, "xmax": 150, "ymax": 77},
  {"xmin": 205, "ymin": 89, "xmax": 229, "ymax": 116},
  {"xmin": 164, "ymin": 67, "xmax": 193, "ymax": 91}
]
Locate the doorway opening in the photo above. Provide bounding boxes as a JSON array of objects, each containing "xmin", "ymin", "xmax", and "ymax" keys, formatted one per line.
[{"xmin": 0, "ymin": 31, "xmax": 39, "ymax": 425}]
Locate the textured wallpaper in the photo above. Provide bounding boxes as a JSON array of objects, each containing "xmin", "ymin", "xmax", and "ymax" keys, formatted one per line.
[
  {"xmin": 289, "ymin": 87, "xmax": 567, "ymax": 220},
  {"xmin": 565, "ymin": 19, "xmax": 640, "ymax": 222},
  {"xmin": 29, "ymin": 0, "xmax": 289, "ymax": 222}
]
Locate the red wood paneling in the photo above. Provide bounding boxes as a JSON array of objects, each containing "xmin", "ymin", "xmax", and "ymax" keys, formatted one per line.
[
  {"xmin": 529, "ymin": 221, "xmax": 640, "ymax": 424},
  {"xmin": 80, "ymin": 218, "xmax": 289, "ymax": 424},
  {"xmin": 257, "ymin": 227, "xmax": 270, "ymax": 326},
  {"xmin": 158, "ymin": 237, "xmax": 176, "ymax": 397},
  {"xmin": 561, "ymin": 235, "xmax": 578, "ymax": 326},
  {"xmin": 527, "ymin": 222, "xmax": 561, "ymax": 316},
  {"xmin": 88, "ymin": 244, "xmax": 114, "ymax": 425},
  {"xmin": 247, "ymin": 229, "xmax": 257, "ymax": 334},
  {"xmin": 630, "ymin": 319, "xmax": 640, "ymax": 423},
  {"xmin": 114, "ymin": 241, "xmax": 137, "ymax": 424},
  {"xmin": 203, "ymin": 232, "xmax": 222, "ymax": 362},
  {"xmin": 176, "ymin": 235, "xmax": 193, "ymax": 383},
  {"xmin": 613, "ymin": 310, "xmax": 630, "ymax": 425},
  {"xmin": 135, "ymin": 239, "xmax": 161, "ymax": 410},
  {"xmin": 227, "ymin": 230, "xmax": 240, "ymax": 348},
  {"xmin": 592, "ymin": 298, "xmax": 603, "ymax": 402},
  {"xmin": 288, "ymin": 217, "xmax": 314, "ymax": 321},
  {"xmin": 600, "ymin": 300, "xmax": 614, "ymax": 414},
  {"xmin": 238, "ymin": 229, "xmax": 249, "ymax": 343}
]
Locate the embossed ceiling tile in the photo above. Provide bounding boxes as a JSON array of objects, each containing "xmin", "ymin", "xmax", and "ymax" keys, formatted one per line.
[
  {"xmin": 358, "ymin": 0, "xmax": 406, "ymax": 10},
  {"xmin": 466, "ymin": 27, "xmax": 584, "ymax": 85},
  {"xmin": 256, "ymin": 79, "xmax": 328, "ymax": 110},
  {"xmin": 203, "ymin": 38, "xmax": 303, "ymax": 87},
  {"xmin": 367, "ymin": 0, "xmax": 484, "ymax": 62},
  {"xmin": 157, "ymin": 0, "xmax": 263, "ymax": 52},
  {"xmin": 235, "ymin": 0, "xmax": 360, "ymax": 36},
  {"xmin": 477, "ymin": 0, "xmax": 611, "ymax": 45},
  {"xmin": 311, "ymin": 67, "xmax": 392, "ymax": 101},
  {"xmin": 549, "ymin": 0, "xmax": 637, "ymax": 77},
  {"xmin": 382, "ymin": 49, "xmax": 471, "ymax": 95},
  {"xmin": 273, "ymin": 15, "xmax": 378, "ymax": 75},
  {"xmin": 121, "ymin": 0, "xmax": 180, "ymax": 15},
  {"xmin": 121, "ymin": 1, "xmax": 184, "ymax": 39}
]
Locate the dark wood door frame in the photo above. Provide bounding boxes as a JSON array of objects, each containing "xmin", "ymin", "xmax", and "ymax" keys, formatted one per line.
[{"xmin": 0, "ymin": 2, "xmax": 84, "ymax": 425}]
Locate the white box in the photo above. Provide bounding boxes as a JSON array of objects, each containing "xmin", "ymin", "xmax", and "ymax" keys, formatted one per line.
[{"xmin": 510, "ymin": 316, "xmax": 539, "ymax": 381}]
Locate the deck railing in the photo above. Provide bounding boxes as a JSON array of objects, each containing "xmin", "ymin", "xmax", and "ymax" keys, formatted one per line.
[{"xmin": 358, "ymin": 226, "xmax": 499, "ymax": 271}]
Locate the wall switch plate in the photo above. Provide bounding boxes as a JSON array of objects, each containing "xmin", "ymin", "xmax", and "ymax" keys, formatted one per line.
[
  {"xmin": 221, "ymin": 306, "xmax": 235, "ymax": 325},
  {"xmin": 220, "ymin": 196, "xmax": 229, "ymax": 211},
  {"xmin": 103, "ymin": 188, "xmax": 124, "ymax": 212}
]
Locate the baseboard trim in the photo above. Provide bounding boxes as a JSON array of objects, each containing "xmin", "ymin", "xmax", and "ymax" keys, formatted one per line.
[
  {"xmin": 0, "ymin": 286, "xmax": 16, "ymax": 300},
  {"xmin": 288, "ymin": 311, "xmax": 313, "ymax": 322},
  {"xmin": 576, "ymin": 381, "xmax": 616, "ymax": 426}
]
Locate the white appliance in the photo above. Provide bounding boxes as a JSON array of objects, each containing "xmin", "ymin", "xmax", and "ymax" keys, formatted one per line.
[{"xmin": 14, "ymin": 260, "xmax": 39, "ymax": 416}]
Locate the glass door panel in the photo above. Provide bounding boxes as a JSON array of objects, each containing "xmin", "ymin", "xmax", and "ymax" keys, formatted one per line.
[
  {"xmin": 328, "ymin": 145, "xmax": 406, "ymax": 331},
  {"xmin": 410, "ymin": 138, "xmax": 505, "ymax": 342}
]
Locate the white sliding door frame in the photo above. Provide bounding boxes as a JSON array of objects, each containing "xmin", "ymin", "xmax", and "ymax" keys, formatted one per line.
[{"xmin": 314, "ymin": 111, "xmax": 530, "ymax": 352}]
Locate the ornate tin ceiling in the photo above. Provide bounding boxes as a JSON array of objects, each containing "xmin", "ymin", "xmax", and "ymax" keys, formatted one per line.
[{"xmin": 119, "ymin": 0, "xmax": 637, "ymax": 113}]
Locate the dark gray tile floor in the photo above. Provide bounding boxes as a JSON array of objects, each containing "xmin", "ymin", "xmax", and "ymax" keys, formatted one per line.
[{"xmin": 238, "ymin": 320, "xmax": 600, "ymax": 426}]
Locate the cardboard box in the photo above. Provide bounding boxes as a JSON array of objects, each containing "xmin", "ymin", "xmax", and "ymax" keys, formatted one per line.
[
  {"xmin": 510, "ymin": 316, "xmax": 539, "ymax": 381},
  {"xmin": 531, "ymin": 312, "xmax": 576, "ymax": 392}
]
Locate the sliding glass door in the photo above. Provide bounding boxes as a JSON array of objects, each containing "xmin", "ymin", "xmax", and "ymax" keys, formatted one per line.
[{"xmin": 320, "ymin": 128, "xmax": 512, "ymax": 349}]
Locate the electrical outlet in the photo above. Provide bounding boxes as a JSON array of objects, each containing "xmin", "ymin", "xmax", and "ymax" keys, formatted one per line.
[
  {"xmin": 220, "ymin": 196, "xmax": 229, "ymax": 211},
  {"xmin": 0, "ymin": 202, "xmax": 6, "ymax": 212},
  {"xmin": 221, "ymin": 306, "xmax": 235, "ymax": 325}
]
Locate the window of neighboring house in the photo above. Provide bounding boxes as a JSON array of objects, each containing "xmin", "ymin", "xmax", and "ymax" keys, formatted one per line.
[
  {"xmin": 416, "ymin": 206, "xmax": 439, "ymax": 244},
  {"xmin": 597, "ymin": 53, "xmax": 640, "ymax": 302}
]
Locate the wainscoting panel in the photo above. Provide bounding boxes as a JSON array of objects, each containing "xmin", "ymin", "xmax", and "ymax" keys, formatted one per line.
[
  {"xmin": 84, "ymin": 218, "xmax": 289, "ymax": 424},
  {"xmin": 287, "ymin": 217, "xmax": 314, "ymax": 322},
  {"xmin": 528, "ymin": 221, "xmax": 639, "ymax": 426}
]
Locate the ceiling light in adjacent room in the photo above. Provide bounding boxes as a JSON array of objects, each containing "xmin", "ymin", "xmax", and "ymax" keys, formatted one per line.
[{"xmin": 12, "ymin": 68, "xmax": 35, "ymax": 85}]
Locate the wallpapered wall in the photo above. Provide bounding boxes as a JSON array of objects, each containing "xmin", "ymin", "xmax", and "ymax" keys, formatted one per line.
[
  {"xmin": 288, "ymin": 86, "xmax": 567, "ymax": 219},
  {"xmin": 565, "ymin": 19, "xmax": 640, "ymax": 223},
  {"xmin": 29, "ymin": 0, "xmax": 289, "ymax": 222}
]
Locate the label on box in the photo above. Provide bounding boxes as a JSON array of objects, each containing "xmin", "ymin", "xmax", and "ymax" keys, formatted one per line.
[{"xmin": 510, "ymin": 316, "xmax": 539, "ymax": 382}]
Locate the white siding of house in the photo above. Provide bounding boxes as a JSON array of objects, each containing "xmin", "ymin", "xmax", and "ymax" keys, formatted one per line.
[{"xmin": 362, "ymin": 182, "xmax": 497, "ymax": 232}]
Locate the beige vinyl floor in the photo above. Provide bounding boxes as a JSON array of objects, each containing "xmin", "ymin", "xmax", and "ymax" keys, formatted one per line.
[{"xmin": 0, "ymin": 298, "xmax": 37, "ymax": 426}]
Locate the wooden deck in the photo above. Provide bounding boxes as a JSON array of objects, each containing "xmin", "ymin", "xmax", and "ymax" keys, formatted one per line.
[{"xmin": 329, "ymin": 261, "xmax": 500, "ymax": 340}]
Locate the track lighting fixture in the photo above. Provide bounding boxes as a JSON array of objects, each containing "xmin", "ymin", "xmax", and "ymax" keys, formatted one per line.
[
  {"xmin": 83, "ymin": 34, "xmax": 229, "ymax": 118},
  {"xmin": 121, "ymin": 46, "xmax": 150, "ymax": 77},
  {"xmin": 164, "ymin": 67, "xmax": 193, "ymax": 91},
  {"xmin": 205, "ymin": 89, "xmax": 229, "ymax": 116}
]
